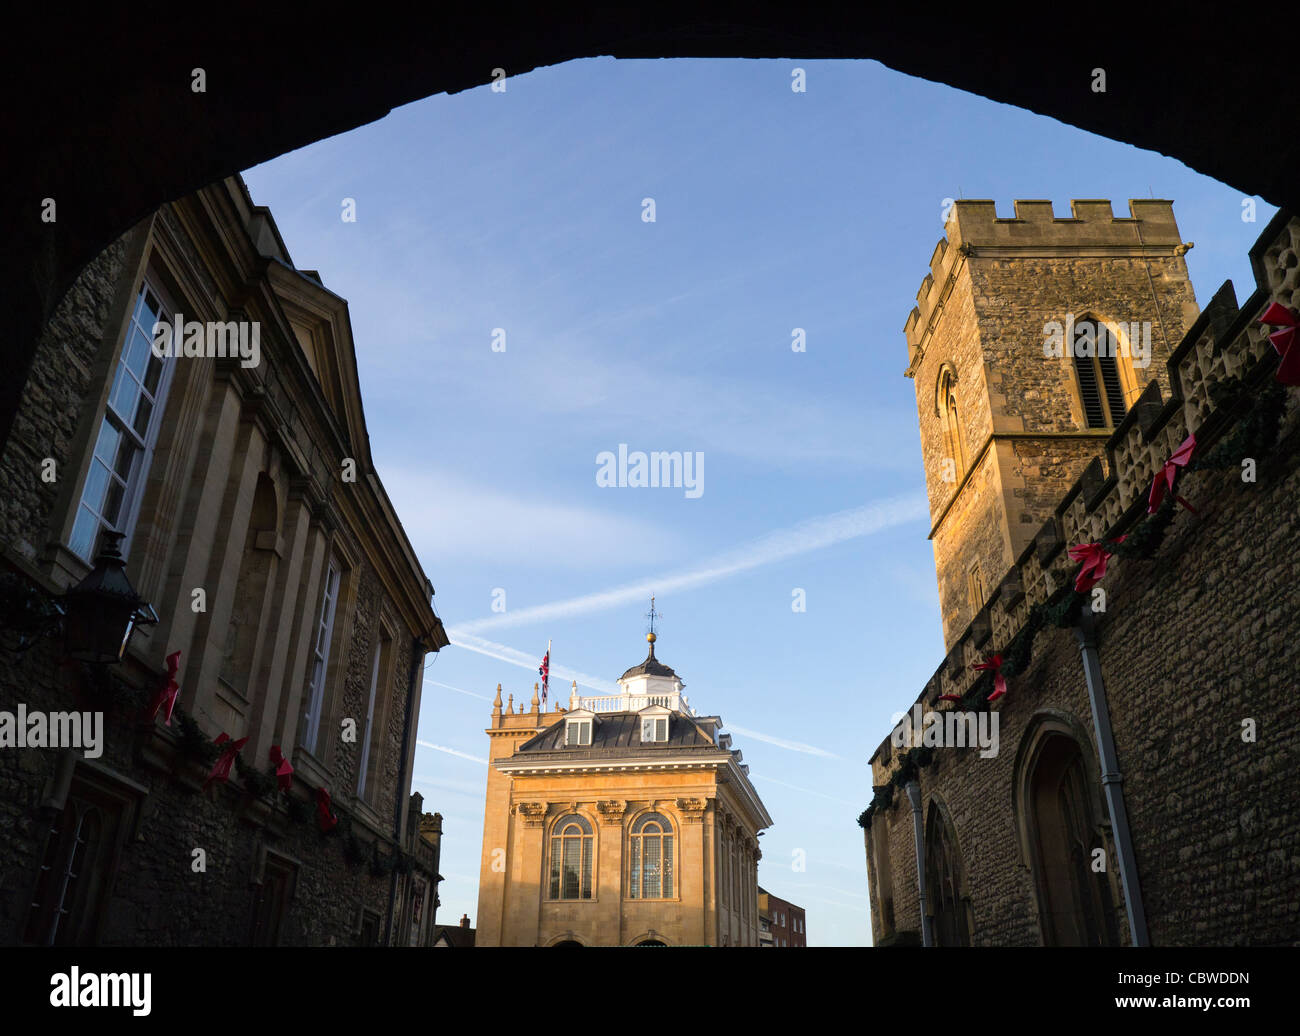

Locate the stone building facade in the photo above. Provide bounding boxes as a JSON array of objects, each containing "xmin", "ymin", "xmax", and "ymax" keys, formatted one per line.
[
  {"xmin": 476, "ymin": 634, "xmax": 771, "ymax": 946},
  {"xmin": 864, "ymin": 202, "xmax": 1300, "ymax": 947},
  {"xmin": 0, "ymin": 176, "xmax": 449, "ymax": 945}
]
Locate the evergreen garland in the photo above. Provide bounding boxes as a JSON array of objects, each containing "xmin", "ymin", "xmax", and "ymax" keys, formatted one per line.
[
  {"xmin": 173, "ymin": 706, "xmax": 220, "ymax": 766},
  {"xmin": 285, "ymin": 793, "xmax": 311, "ymax": 826},
  {"xmin": 857, "ymin": 367, "xmax": 1293, "ymax": 829},
  {"xmin": 233, "ymin": 754, "xmax": 277, "ymax": 801},
  {"xmin": 1190, "ymin": 379, "xmax": 1286, "ymax": 471}
]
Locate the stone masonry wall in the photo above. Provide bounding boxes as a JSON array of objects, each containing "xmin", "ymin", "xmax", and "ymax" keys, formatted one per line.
[{"xmin": 871, "ymin": 211, "xmax": 1300, "ymax": 946}]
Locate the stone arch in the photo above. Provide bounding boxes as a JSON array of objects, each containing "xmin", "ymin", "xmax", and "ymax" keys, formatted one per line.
[
  {"xmin": 924, "ymin": 793, "xmax": 973, "ymax": 946},
  {"xmin": 1011, "ymin": 710, "xmax": 1120, "ymax": 946},
  {"xmin": 626, "ymin": 929, "xmax": 670, "ymax": 946},
  {"xmin": 544, "ymin": 931, "xmax": 586, "ymax": 946},
  {"xmin": 934, "ymin": 363, "xmax": 968, "ymax": 480},
  {"xmin": 1049, "ymin": 310, "xmax": 1149, "ymax": 429}
]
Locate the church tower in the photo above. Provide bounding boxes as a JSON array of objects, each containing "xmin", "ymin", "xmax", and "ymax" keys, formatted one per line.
[{"xmin": 904, "ymin": 199, "xmax": 1200, "ymax": 648}]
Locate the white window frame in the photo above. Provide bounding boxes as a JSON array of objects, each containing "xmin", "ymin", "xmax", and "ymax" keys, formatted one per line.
[
  {"xmin": 565, "ymin": 719, "xmax": 591, "ymax": 747},
  {"xmin": 69, "ymin": 277, "xmax": 177, "ymax": 563},
  {"xmin": 641, "ymin": 716, "xmax": 668, "ymax": 743},
  {"xmin": 302, "ymin": 560, "xmax": 341, "ymax": 753}
]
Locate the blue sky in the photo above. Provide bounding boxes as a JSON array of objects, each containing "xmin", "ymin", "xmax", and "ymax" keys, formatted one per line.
[{"xmin": 244, "ymin": 57, "xmax": 1273, "ymax": 946}]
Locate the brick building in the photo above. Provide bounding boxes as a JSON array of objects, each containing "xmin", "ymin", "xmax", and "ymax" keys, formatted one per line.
[
  {"xmin": 862, "ymin": 201, "xmax": 1300, "ymax": 946},
  {"xmin": 758, "ymin": 886, "xmax": 806, "ymax": 947},
  {"xmin": 0, "ymin": 176, "xmax": 449, "ymax": 945},
  {"xmin": 475, "ymin": 630, "xmax": 771, "ymax": 946}
]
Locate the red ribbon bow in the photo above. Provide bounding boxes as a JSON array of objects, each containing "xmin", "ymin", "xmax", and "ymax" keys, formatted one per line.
[
  {"xmin": 1068, "ymin": 537, "xmax": 1125, "ymax": 593},
  {"xmin": 316, "ymin": 787, "xmax": 338, "ymax": 833},
  {"xmin": 269, "ymin": 745, "xmax": 294, "ymax": 792},
  {"xmin": 1148, "ymin": 434, "xmax": 1197, "ymax": 514},
  {"xmin": 1259, "ymin": 302, "xmax": 1300, "ymax": 385},
  {"xmin": 204, "ymin": 733, "xmax": 248, "ymax": 790},
  {"xmin": 146, "ymin": 650, "xmax": 183, "ymax": 726},
  {"xmin": 972, "ymin": 654, "xmax": 1008, "ymax": 702}
]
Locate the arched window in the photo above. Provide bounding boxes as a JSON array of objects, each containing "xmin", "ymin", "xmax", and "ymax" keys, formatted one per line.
[
  {"xmin": 1026, "ymin": 734, "xmax": 1119, "ymax": 946},
  {"xmin": 628, "ymin": 812, "xmax": 674, "ymax": 899},
  {"xmin": 1070, "ymin": 317, "xmax": 1131, "ymax": 428},
  {"xmin": 925, "ymin": 803, "xmax": 971, "ymax": 946},
  {"xmin": 548, "ymin": 814, "xmax": 593, "ymax": 900},
  {"xmin": 937, "ymin": 367, "xmax": 967, "ymax": 482}
]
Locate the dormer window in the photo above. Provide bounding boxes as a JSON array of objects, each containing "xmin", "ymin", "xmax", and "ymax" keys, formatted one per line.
[
  {"xmin": 641, "ymin": 717, "xmax": 668, "ymax": 743},
  {"xmin": 565, "ymin": 719, "xmax": 591, "ymax": 746}
]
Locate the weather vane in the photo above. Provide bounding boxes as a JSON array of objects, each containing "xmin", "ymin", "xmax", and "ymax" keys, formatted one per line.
[{"xmin": 645, "ymin": 595, "xmax": 662, "ymax": 637}]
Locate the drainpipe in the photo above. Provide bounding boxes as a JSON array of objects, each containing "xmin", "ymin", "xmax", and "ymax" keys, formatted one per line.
[
  {"xmin": 904, "ymin": 780, "xmax": 933, "ymax": 947},
  {"xmin": 384, "ymin": 636, "xmax": 424, "ymax": 946},
  {"xmin": 1074, "ymin": 607, "xmax": 1150, "ymax": 946}
]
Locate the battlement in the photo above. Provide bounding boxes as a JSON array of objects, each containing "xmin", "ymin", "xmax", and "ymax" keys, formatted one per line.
[
  {"xmin": 905, "ymin": 199, "xmax": 1186, "ymax": 355},
  {"xmin": 875, "ymin": 209, "xmax": 1300, "ymax": 774}
]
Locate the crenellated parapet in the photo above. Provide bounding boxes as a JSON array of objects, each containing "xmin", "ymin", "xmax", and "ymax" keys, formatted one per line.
[
  {"xmin": 876, "ymin": 209, "xmax": 1299, "ymax": 777},
  {"xmin": 905, "ymin": 198, "xmax": 1187, "ymax": 372}
]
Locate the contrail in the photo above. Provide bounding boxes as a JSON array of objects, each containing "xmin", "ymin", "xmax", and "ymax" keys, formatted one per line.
[
  {"xmin": 450, "ymin": 494, "xmax": 927, "ymax": 635},
  {"xmin": 751, "ymin": 772, "xmax": 855, "ymax": 802},
  {"xmin": 426, "ymin": 678, "xmax": 495, "ymax": 703},
  {"xmin": 416, "ymin": 740, "xmax": 487, "ymax": 765},
  {"xmin": 447, "ymin": 630, "xmax": 617, "ymax": 693},
  {"xmin": 442, "ymin": 636, "xmax": 838, "ymax": 759},
  {"xmin": 728, "ymin": 725, "xmax": 840, "ymax": 760}
]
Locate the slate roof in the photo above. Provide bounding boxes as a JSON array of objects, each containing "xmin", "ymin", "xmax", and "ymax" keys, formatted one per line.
[{"xmin": 514, "ymin": 712, "xmax": 717, "ymax": 755}]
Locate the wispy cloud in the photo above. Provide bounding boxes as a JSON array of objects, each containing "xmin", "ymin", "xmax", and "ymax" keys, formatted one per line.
[
  {"xmin": 381, "ymin": 468, "xmax": 679, "ymax": 569},
  {"xmin": 452, "ymin": 494, "xmax": 928, "ymax": 635},
  {"xmin": 416, "ymin": 740, "xmax": 488, "ymax": 765}
]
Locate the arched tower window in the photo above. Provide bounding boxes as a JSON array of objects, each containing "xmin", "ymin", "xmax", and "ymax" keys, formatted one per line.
[
  {"xmin": 1025, "ymin": 734, "xmax": 1119, "ymax": 946},
  {"xmin": 925, "ymin": 803, "xmax": 971, "ymax": 946},
  {"xmin": 548, "ymin": 814, "xmax": 593, "ymax": 900},
  {"xmin": 937, "ymin": 367, "xmax": 967, "ymax": 482},
  {"xmin": 628, "ymin": 812, "xmax": 674, "ymax": 899},
  {"xmin": 1070, "ymin": 317, "xmax": 1133, "ymax": 428}
]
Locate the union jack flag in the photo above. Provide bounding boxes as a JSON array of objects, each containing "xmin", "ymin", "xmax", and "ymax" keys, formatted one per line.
[{"xmin": 538, "ymin": 642, "xmax": 550, "ymax": 704}]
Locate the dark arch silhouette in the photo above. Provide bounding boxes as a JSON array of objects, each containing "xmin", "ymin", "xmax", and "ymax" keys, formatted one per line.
[{"xmin": 7, "ymin": 8, "xmax": 1296, "ymax": 451}]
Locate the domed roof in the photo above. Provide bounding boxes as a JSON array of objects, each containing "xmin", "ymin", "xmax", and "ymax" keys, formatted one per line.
[{"xmin": 619, "ymin": 633, "xmax": 678, "ymax": 681}]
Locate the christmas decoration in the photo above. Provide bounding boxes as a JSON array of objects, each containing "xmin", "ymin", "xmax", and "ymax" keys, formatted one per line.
[
  {"xmin": 1259, "ymin": 302, "xmax": 1300, "ymax": 385},
  {"xmin": 1067, "ymin": 537, "xmax": 1124, "ymax": 593},
  {"xmin": 316, "ymin": 786, "xmax": 338, "ymax": 833},
  {"xmin": 972, "ymin": 654, "xmax": 1008, "ymax": 702},
  {"xmin": 269, "ymin": 745, "xmax": 293, "ymax": 791},
  {"xmin": 1149, "ymin": 434, "xmax": 1197, "ymax": 514},
  {"xmin": 203, "ymin": 733, "xmax": 248, "ymax": 791},
  {"xmin": 146, "ymin": 650, "xmax": 183, "ymax": 725}
]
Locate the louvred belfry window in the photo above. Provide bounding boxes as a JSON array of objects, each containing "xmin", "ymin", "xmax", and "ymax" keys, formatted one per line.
[{"xmin": 1072, "ymin": 320, "xmax": 1129, "ymax": 428}]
